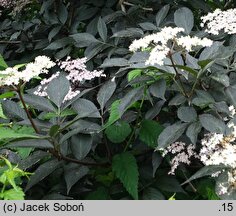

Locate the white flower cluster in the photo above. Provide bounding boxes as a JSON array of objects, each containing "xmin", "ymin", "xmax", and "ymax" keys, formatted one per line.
[
  {"xmin": 0, "ymin": 56, "xmax": 55, "ymax": 86},
  {"xmin": 162, "ymin": 142, "xmax": 198, "ymax": 175},
  {"xmin": 218, "ymin": 169, "xmax": 236, "ymax": 196},
  {"xmin": 129, "ymin": 27, "xmax": 213, "ymax": 65},
  {"xmin": 0, "ymin": 0, "xmax": 15, "ymax": 8},
  {"xmin": 34, "ymin": 57, "xmax": 105, "ymax": 102},
  {"xmin": 199, "ymin": 132, "xmax": 236, "ymax": 168},
  {"xmin": 201, "ymin": 8, "xmax": 236, "ymax": 35}
]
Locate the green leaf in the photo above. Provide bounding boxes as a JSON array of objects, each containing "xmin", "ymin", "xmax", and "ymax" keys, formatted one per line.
[
  {"xmin": 157, "ymin": 123, "xmax": 188, "ymax": 149},
  {"xmin": 0, "ymin": 103, "xmax": 7, "ymax": 119},
  {"xmin": 174, "ymin": 7, "xmax": 194, "ymax": 34},
  {"xmin": 46, "ymin": 74, "xmax": 70, "ymax": 107},
  {"xmin": 0, "ymin": 127, "xmax": 39, "ymax": 140},
  {"xmin": 0, "ymin": 54, "xmax": 8, "ymax": 70},
  {"xmin": 105, "ymin": 121, "xmax": 132, "ymax": 143},
  {"xmin": 97, "ymin": 17, "xmax": 107, "ymax": 42},
  {"xmin": 42, "ymin": 109, "xmax": 76, "ymax": 120},
  {"xmin": 49, "ymin": 125, "xmax": 60, "ymax": 137},
  {"xmin": 127, "ymin": 69, "xmax": 142, "ymax": 82},
  {"xmin": 139, "ymin": 120, "xmax": 164, "ymax": 148},
  {"xmin": 2, "ymin": 187, "xmax": 25, "ymax": 200},
  {"xmin": 97, "ymin": 80, "xmax": 116, "ymax": 110},
  {"xmin": 112, "ymin": 152, "xmax": 139, "ymax": 200},
  {"xmin": 0, "ymin": 92, "xmax": 15, "ymax": 99},
  {"xmin": 103, "ymin": 100, "xmax": 121, "ymax": 129}
]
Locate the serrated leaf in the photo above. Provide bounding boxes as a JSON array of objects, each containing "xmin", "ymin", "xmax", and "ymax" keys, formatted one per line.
[
  {"xmin": 97, "ymin": 80, "xmax": 116, "ymax": 110},
  {"xmin": 156, "ymin": 4, "xmax": 170, "ymax": 26},
  {"xmin": 97, "ymin": 17, "xmax": 107, "ymax": 42},
  {"xmin": 2, "ymin": 100, "xmax": 27, "ymax": 120},
  {"xmin": 119, "ymin": 86, "xmax": 144, "ymax": 116},
  {"xmin": 177, "ymin": 106, "xmax": 197, "ymax": 123},
  {"xmin": 192, "ymin": 90, "xmax": 215, "ymax": 107},
  {"xmin": 71, "ymin": 33, "xmax": 99, "ymax": 47},
  {"xmin": 174, "ymin": 7, "xmax": 194, "ymax": 34},
  {"xmin": 73, "ymin": 98, "xmax": 100, "ymax": 118},
  {"xmin": 225, "ymin": 85, "xmax": 236, "ymax": 107},
  {"xmin": 186, "ymin": 122, "xmax": 201, "ymax": 144},
  {"xmin": 3, "ymin": 187, "xmax": 25, "ymax": 200},
  {"xmin": 58, "ymin": 2, "xmax": 68, "ymax": 24},
  {"xmin": 23, "ymin": 94, "xmax": 55, "ymax": 112},
  {"xmin": 103, "ymin": 100, "xmax": 121, "ymax": 129},
  {"xmin": 64, "ymin": 164, "xmax": 89, "ymax": 194},
  {"xmin": 199, "ymin": 114, "xmax": 226, "ymax": 134},
  {"xmin": 112, "ymin": 152, "xmax": 139, "ymax": 200},
  {"xmin": 18, "ymin": 151, "xmax": 50, "ymax": 170},
  {"xmin": 182, "ymin": 165, "xmax": 227, "ymax": 185},
  {"xmin": 0, "ymin": 127, "xmax": 39, "ymax": 140},
  {"xmin": 168, "ymin": 94, "xmax": 186, "ymax": 106},
  {"xmin": 139, "ymin": 120, "xmax": 164, "ymax": 148},
  {"xmin": 127, "ymin": 69, "xmax": 142, "ymax": 82},
  {"xmin": 48, "ymin": 26, "xmax": 61, "ymax": 42},
  {"xmin": 149, "ymin": 79, "xmax": 166, "ymax": 100},
  {"xmin": 46, "ymin": 74, "xmax": 70, "ymax": 107},
  {"xmin": 101, "ymin": 58, "xmax": 129, "ymax": 68},
  {"xmin": 71, "ymin": 134, "xmax": 93, "ymax": 160},
  {"xmin": 0, "ymin": 103, "xmax": 7, "ymax": 119},
  {"xmin": 7, "ymin": 139, "xmax": 53, "ymax": 149},
  {"xmin": 215, "ymin": 170, "xmax": 236, "ymax": 200},
  {"xmin": 157, "ymin": 123, "xmax": 188, "ymax": 149},
  {"xmin": 25, "ymin": 159, "xmax": 62, "ymax": 191},
  {"xmin": 105, "ymin": 121, "xmax": 131, "ymax": 143},
  {"xmin": 142, "ymin": 187, "xmax": 165, "ymax": 200},
  {"xmin": 152, "ymin": 152, "xmax": 163, "ymax": 177},
  {"xmin": 0, "ymin": 54, "xmax": 8, "ymax": 70}
]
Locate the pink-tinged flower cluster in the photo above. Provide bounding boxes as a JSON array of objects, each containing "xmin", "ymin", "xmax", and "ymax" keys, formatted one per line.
[
  {"xmin": 161, "ymin": 142, "xmax": 198, "ymax": 175},
  {"xmin": 34, "ymin": 57, "xmax": 105, "ymax": 102},
  {"xmin": 59, "ymin": 57, "xmax": 105, "ymax": 83}
]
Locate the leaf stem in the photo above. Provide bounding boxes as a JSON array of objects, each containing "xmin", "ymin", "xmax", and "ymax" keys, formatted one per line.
[{"xmin": 17, "ymin": 88, "xmax": 39, "ymax": 134}]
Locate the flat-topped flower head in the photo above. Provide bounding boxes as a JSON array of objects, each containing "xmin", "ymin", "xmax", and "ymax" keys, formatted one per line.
[
  {"xmin": 0, "ymin": 55, "xmax": 55, "ymax": 87},
  {"xmin": 129, "ymin": 26, "xmax": 213, "ymax": 66},
  {"xmin": 34, "ymin": 57, "xmax": 106, "ymax": 102},
  {"xmin": 201, "ymin": 8, "xmax": 236, "ymax": 35}
]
